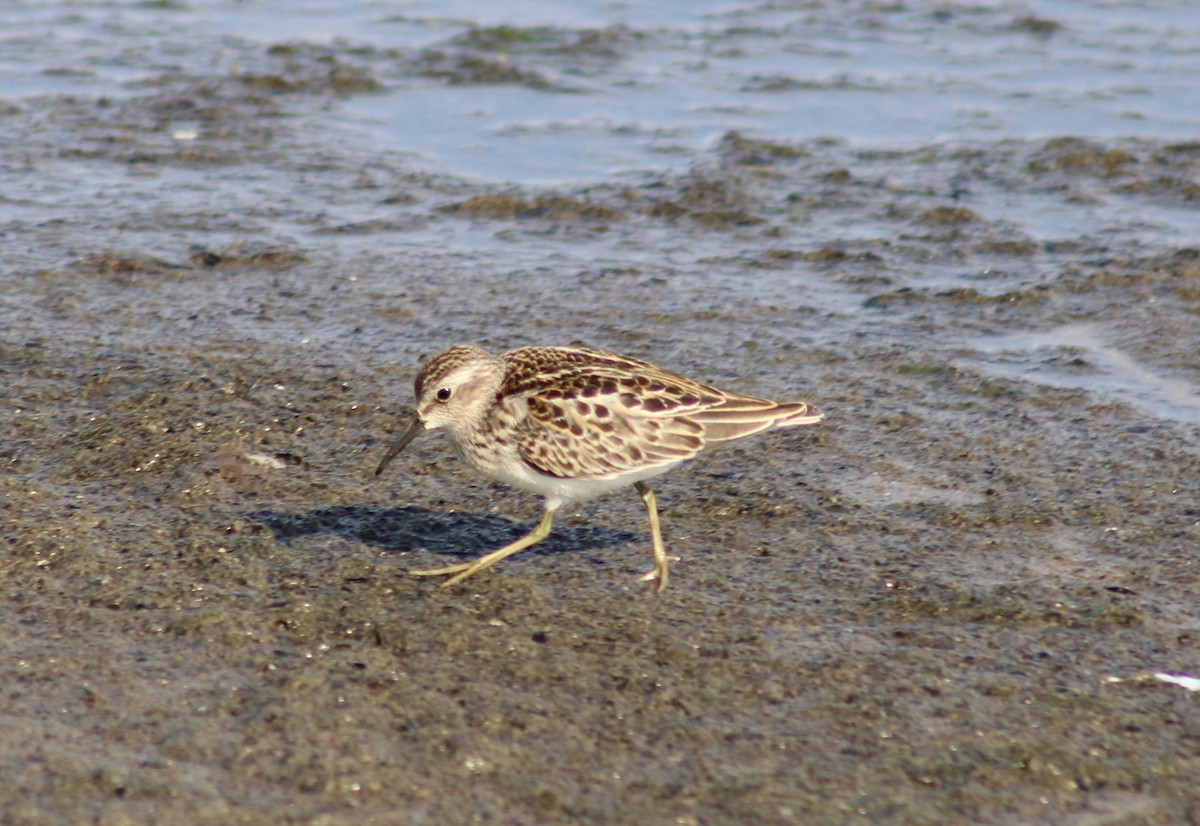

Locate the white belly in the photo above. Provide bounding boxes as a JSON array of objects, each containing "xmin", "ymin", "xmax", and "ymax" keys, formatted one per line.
[{"xmin": 465, "ymin": 447, "xmax": 682, "ymax": 510}]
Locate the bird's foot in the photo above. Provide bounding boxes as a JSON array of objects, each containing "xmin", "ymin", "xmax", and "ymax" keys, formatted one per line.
[{"xmin": 638, "ymin": 555, "xmax": 680, "ymax": 593}]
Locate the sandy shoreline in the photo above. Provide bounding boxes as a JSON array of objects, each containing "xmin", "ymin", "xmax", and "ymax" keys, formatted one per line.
[{"xmin": 3, "ymin": 14, "xmax": 1199, "ymax": 824}]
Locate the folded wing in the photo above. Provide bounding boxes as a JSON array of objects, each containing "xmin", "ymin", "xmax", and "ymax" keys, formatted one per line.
[{"xmin": 503, "ymin": 346, "xmax": 822, "ymax": 481}]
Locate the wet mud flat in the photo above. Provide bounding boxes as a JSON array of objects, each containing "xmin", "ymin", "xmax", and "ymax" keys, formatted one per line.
[{"xmin": 3, "ymin": 32, "xmax": 1200, "ymax": 826}]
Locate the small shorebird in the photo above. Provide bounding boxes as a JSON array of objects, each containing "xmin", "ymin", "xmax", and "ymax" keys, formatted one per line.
[{"xmin": 375, "ymin": 344, "xmax": 823, "ymax": 591}]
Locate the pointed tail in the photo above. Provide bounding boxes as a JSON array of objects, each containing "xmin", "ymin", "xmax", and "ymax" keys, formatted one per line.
[{"xmin": 694, "ymin": 397, "xmax": 823, "ymax": 446}]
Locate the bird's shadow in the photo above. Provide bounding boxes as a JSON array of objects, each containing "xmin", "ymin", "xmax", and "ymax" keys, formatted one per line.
[{"xmin": 249, "ymin": 504, "xmax": 639, "ymax": 560}]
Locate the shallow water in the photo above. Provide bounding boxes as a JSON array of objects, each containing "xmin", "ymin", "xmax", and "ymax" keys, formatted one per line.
[
  {"xmin": 969, "ymin": 322, "xmax": 1200, "ymax": 425},
  {"xmin": 314, "ymin": 1, "xmax": 1200, "ymax": 182},
  {"xmin": 8, "ymin": 1, "xmax": 1200, "ymax": 182}
]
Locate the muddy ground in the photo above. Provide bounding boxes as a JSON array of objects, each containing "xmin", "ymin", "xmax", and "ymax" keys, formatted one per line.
[{"xmin": 2, "ymin": 31, "xmax": 1200, "ymax": 826}]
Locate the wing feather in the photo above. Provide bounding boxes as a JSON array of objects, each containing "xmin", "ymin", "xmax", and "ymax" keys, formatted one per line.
[{"xmin": 502, "ymin": 346, "xmax": 821, "ymax": 479}]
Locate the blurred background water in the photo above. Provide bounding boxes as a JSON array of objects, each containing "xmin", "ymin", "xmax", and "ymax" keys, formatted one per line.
[{"xmin": 4, "ymin": 1, "xmax": 1199, "ymax": 183}]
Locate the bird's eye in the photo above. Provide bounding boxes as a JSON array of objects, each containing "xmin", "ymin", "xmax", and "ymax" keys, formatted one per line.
[{"xmin": 435, "ymin": 387, "xmax": 452, "ymax": 402}]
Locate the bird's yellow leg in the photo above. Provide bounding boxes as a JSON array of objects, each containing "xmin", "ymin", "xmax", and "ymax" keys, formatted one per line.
[
  {"xmin": 412, "ymin": 508, "xmax": 556, "ymax": 588},
  {"xmin": 635, "ymin": 482, "xmax": 671, "ymax": 593}
]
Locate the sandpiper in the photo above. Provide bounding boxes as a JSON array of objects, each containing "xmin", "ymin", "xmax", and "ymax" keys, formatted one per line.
[{"xmin": 376, "ymin": 344, "xmax": 823, "ymax": 591}]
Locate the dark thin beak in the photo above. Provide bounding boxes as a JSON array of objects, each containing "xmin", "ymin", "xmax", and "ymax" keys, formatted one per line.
[{"xmin": 374, "ymin": 413, "xmax": 425, "ymax": 476}]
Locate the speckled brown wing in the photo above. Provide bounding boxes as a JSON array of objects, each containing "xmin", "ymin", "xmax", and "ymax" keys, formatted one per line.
[{"xmin": 503, "ymin": 346, "xmax": 724, "ymax": 481}]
